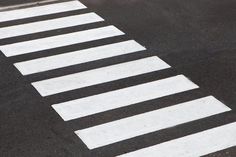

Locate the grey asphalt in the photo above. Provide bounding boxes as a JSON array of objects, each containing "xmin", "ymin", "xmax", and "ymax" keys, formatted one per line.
[{"xmin": 0, "ymin": 0, "xmax": 236, "ymax": 156}]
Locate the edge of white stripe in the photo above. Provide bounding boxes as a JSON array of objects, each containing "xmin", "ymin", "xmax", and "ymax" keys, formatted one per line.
[
  {"xmin": 75, "ymin": 96, "xmax": 230, "ymax": 149},
  {"xmin": 32, "ymin": 56, "xmax": 171, "ymax": 96},
  {"xmin": 0, "ymin": 25, "xmax": 125, "ymax": 57},
  {"xmin": 52, "ymin": 75, "xmax": 198, "ymax": 121},
  {"xmin": 0, "ymin": 1, "xmax": 86, "ymax": 22},
  {"xmin": 0, "ymin": 12, "xmax": 104, "ymax": 39},
  {"xmin": 0, "ymin": 0, "xmax": 78, "ymax": 12},
  {"xmin": 14, "ymin": 40, "xmax": 146, "ymax": 75},
  {"xmin": 117, "ymin": 121, "xmax": 236, "ymax": 157}
]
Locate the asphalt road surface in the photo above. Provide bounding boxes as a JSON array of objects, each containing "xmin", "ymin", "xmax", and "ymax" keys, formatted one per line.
[{"xmin": 0, "ymin": 0, "xmax": 236, "ymax": 156}]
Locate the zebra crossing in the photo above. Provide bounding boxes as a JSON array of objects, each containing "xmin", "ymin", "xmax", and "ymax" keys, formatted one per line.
[
  {"xmin": 117, "ymin": 122, "xmax": 236, "ymax": 157},
  {"xmin": 0, "ymin": 0, "xmax": 86, "ymax": 22},
  {"xmin": 14, "ymin": 40, "xmax": 146, "ymax": 75},
  {"xmin": 0, "ymin": 0, "xmax": 235, "ymax": 156},
  {"xmin": 0, "ymin": 25, "xmax": 124, "ymax": 56},
  {"xmin": 32, "ymin": 56, "xmax": 170, "ymax": 96},
  {"xmin": 0, "ymin": 12, "xmax": 104, "ymax": 39},
  {"xmin": 76, "ymin": 96, "xmax": 230, "ymax": 149},
  {"xmin": 52, "ymin": 75, "xmax": 198, "ymax": 120}
]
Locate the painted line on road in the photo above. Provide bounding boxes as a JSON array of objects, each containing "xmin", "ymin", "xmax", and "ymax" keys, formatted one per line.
[
  {"xmin": 52, "ymin": 75, "xmax": 198, "ymax": 121},
  {"xmin": 0, "ymin": 0, "xmax": 76, "ymax": 12},
  {"xmin": 117, "ymin": 121, "xmax": 236, "ymax": 157},
  {"xmin": 0, "ymin": 13, "xmax": 104, "ymax": 39},
  {"xmin": 0, "ymin": 25, "xmax": 125, "ymax": 57},
  {"xmin": 76, "ymin": 96, "xmax": 230, "ymax": 149},
  {"xmin": 0, "ymin": 1, "xmax": 86, "ymax": 22},
  {"xmin": 14, "ymin": 40, "xmax": 146, "ymax": 75},
  {"xmin": 32, "ymin": 56, "xmax": 171, "ymax": 96}
]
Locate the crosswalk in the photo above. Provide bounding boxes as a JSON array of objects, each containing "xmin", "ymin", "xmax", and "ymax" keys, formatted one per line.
[
  {"xmin": 32, "ymin": 56, "xmax": 170, "ymax": 96},
  {"xmin": 76, "ymin": 96, "xmax": 230, "ymax": 149},
  {"xmin": 0, "ymin": 0, "xmax": 86, "ymax": 22},
  {"xmin": 0, "ymin": 25, "xmax": 124, "ymax": 56},
  {"xmin": 0, "ymin": 0, "xmax": 235, "ymax": 156},
  {"xmin": 0, "ymin": 13, "xmax": 104, "ymax": 39},
  {"xmin": 52, "ymin": 75, "xmax": 198, "ymax": 120},
  {"xmin": 117, "ymin": 122, "xmax": 236, "ymax": 157},
  {"xmin": 14, "ymin": 40, "xmax": 146, "ymax": 75}
]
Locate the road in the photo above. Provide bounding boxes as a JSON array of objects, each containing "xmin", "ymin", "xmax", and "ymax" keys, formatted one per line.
[{"xmin": 0, "ymin": 0, "xmax": 236, "ymax": 156}]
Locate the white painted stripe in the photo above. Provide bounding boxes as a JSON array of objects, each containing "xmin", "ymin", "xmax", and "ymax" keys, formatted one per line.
[
  {"xmin": 0, "ymin": 0, "xmax": 71, "ymax": 12},
  {"xmin": 117, "ymin": 121, "xmax": 236, "ymax": 157},
  {"xmin": 0, "ymin": 1, "xmax": 86, "ymax": 22},
  {"xmin": 32, "ymin": 56, "xmax": 171, "ymax": 96},
  {"xmin": 52, "ymin": 75, "xmax": 198, "ymax": 121},
  {"xmin": 15, "ymin": 40, "xmax": 146, "ymax": 75},
  {"xmin": 0, "ymin": 25, "xmax": 124, "ymax": 57},
  {"xmin": 75, "ymin": 96, "xmax": 231, "ymax": 149},
  {"xmin": 0, "ymin": 13, "xmax": 104, "ymax": 39}
]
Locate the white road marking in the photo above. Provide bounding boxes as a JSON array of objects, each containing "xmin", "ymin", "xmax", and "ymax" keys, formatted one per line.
[
  {"xmin": 52, "ymin": 75, "xmax": 198, "ymax": 121},
  {"xmin": 0, "ymin": 1, "xmax": 86, "ymax": 22},
  {"xmin": 0, "ymin": 25, "xmax": 125, "ymax": 57},
  {"xmin": 14, "ymin": 40, "xmax": 146, "ymax": 75},
  {"xmin": 1, "ymin": 0, "xmax": 233, "ymax": 156},
  {"xmin": 117, "ymin": 121, "xmax": 236, "ymax": 157},
  {"xmin": 32, "ymin": 56, "xmax": 170, "ymax": 96},
  {"xmin": 0, "ymin": 0, "xmax": 72, "ymax": 12},
  {"xmin": 75, "ymin": 96, "xmax": 230, "ymax": 149},
  {"xmin": 0, "ymin": 13, "xmax": 104, "ymax": 39}
]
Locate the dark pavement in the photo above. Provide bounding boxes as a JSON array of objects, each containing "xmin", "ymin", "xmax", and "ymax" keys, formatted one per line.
[{"xmin": 0, "ymin": 0, "xmax": 236, "ymax": 156}]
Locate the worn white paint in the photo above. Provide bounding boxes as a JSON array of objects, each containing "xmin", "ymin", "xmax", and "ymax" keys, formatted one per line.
[
  {"xmin": 0, "ymin": 1, "xmax": 86, "ymax": 22},
  {"xmin": 32, "ymin": 56, "xmax": 170, "ymax": 96},
  {"xmin": 0, "ymin": 13, "xmax": 104, "ymax": 39},
  {"xmin": 52, "ymin": 75, "xmax": 198, "ymax": 121},
  {"xmin": 117, "ymin": 122, "xmax": 236, "ymax": 157},
  {"xmin": 0, "ymin": 25, "xmax": 125, "ymax": 57},
  {"xmin": 75, "ymin": 96, "xmax": 230, "ymax": 149},
  {"xmin": 14, "ymin": 40, "xmax": 146, "ymax": 75}
]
